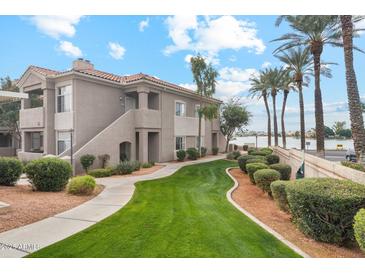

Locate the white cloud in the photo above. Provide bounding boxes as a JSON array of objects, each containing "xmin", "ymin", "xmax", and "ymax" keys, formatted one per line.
[
  {"xmin": 29, "ymin": 16, "xmax": 83, "ymax": 39},
  {"xmin": 139, "ymin": 18, "xmax": 150, "ymax": 32},
  {"xmin": 164, "ymin": 15, "xmax": 266, "ymax": 59},
  {"xmin": 261, "ymin": 61, "xmax": 271, "ymax": 69},
  {"xmin": 108, "ymin": 42, "xmax": 126, "ymax": 60},
  {"xmin": 219, "ymin": 67, "xmax": 258, "ymax": 82},
  {"xmin": 179, "ymin": 83, "xmax": 196, "ymax": 91},
  {"xmin": 58, "ymin": 41, "xmax": 82, "ymax": 57}
]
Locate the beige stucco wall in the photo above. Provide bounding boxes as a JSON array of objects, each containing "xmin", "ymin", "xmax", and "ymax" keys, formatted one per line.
[{"xmin": 19, "ymin": 107, "xmax": 44, "ymax": 128}]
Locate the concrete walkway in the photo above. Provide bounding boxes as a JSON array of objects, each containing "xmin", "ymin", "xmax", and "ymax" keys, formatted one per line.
[{"xmin": 0, "ymin": 155, "xmax": 225, "ymax": 258}]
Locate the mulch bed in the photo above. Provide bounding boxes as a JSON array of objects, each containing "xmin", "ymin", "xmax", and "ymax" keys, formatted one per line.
[
  {"xmin": 0, "ymin": 184, "xmax": 104, "ymax": 233},
  {"xmin": 229, "ymin": 168, "xmax": 365, "ymax": 258}
]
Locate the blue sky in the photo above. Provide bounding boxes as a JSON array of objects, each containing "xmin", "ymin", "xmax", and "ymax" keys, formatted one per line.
[{"xmin": 0, "ymin": 15, "xmax": 364, "ymax": 132}]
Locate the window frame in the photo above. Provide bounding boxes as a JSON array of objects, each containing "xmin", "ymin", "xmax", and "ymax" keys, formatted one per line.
[
  {"xmin": 175, "ymin": 100, "xmax": 186, "ymax": 117},
  {"xmin": 30, "ymin": 132, "xmax": 43, "ymax": 152},
  {"xmin": 56, "ymin": 131, "xmax": 72, "ymax": 155},
  {"xmin": 175, "ymin": 136, "xmax": 186, "ymax": 151},
  {"xmin": 56, "ymin": 85, "xmax": 72, "ymax": 113}
]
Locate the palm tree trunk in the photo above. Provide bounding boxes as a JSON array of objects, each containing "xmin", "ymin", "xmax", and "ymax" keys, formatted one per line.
[
  {"xmin": 341, "ymin": 15, "xmax": 365, "ymax": 163},
  {"xmin": 263, "ymin": 94, "xmax": 271, "ymax": 146},
  {"xmin": 298, "ymin": 82, "xmax": 306, "ymax": 150},
  {"xmin": 312, "ymin": 48, "xmax": 325, "ymax": 156},
  {"xmin": 281, "ymin": 90, "xmax": 289, "ymax": 149},
  {"xmin": 272, "ymin": 92, "xmax": 278, "ymax": 146}
]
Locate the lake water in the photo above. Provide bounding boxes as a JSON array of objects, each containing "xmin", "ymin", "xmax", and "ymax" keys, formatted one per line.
[{"xmin": 231, "ymin": 136, "xmax": 354, "ymax": 150}]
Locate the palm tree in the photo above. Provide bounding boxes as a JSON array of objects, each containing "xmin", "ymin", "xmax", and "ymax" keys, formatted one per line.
[
  {"xmin": 273, "ymin": 16, "xmax": 340, "ymax": 156},
  {"xmin": 340, "ymin": 15, "xmax": 365, "ymax": 163},
  {"xmin": 275, "ymin": 47, "xmax": 313, "ymax": 150},
  {"xmin": 265, "ymin": 68, "xmax": 283, "ymax": 146},
  {"xmin": 249, "ymin": 71, "xmax": 271, "ymax": 146}
]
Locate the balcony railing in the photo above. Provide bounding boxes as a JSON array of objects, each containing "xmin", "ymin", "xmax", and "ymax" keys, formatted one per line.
[{"xmin": 19, "ymin": 107, "xmax": 44, "ymax": 128}]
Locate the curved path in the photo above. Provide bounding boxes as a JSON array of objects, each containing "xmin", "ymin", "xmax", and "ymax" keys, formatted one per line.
[{"xmin": 0, "ymin": 155, "xmax": 225, "ymax": 258}]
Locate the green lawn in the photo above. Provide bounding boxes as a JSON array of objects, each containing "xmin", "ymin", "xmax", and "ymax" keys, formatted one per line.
[{"xmin": 29, "ymin": 160, "xmax": 300, "ymax": 258}]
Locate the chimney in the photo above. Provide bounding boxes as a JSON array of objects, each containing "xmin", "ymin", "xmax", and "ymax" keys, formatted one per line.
[{"xmin": 72, "ymin": 58, "xmax": 94, "ymax": 70}]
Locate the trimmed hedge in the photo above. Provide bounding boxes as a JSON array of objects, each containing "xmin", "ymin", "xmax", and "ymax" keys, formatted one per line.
[
  {"xmin": 212, "ymin": 147, "xmax": 219, "ymax": 155},
  {"xmin": 80, "ymin": 154, "xmax": 96, "ymax": 172},
  {"xmin": 246, "ymin": 158, "xmax": 268, "ymax": 166},
  {"xmin": 266, "ymin": 154, "xmax": 280, "ymax": 165},
  {"xmin": 176, "ymin": 150, "xmax": 186, "ymax": 161},
  {"xmin": 270, "ymin": 180, "xmax": 291, "ymax": 212},
  {"xmin": 186, "ymin": 147, "xmax": 199, "ymax": 160},
  {"xmin": 142, "ymin": 162, "xmax": 153, "ymax": 168},
  {"xmin": 270, "ymin": 163, "xmax": 292, "ymax": 180},
  {"xmin": 114, "ymin": 161, "xmax": 134, "ymax": 175},
  {"xmin": 67, "ymin": 175, "xmax": 96, "ymax": 195},
  {"xmin": 237, "ymin": 155, "xmax": 256, "ymax": 172},
  {"xmin": 248, "ymin": 147, "xmax": 273, "ymax": 157},
  {"xmin": 0, "ymin": 157, "xmax": 23, "ymax": 186},
  {"xmin": 246, "ymin": 162, "xmax": 268, "ymax": 184},
  {"xmin": 201, "ymin": 147, "xmax": 208, "ymax": 157},
  {"xmin": 254, "ymin": 169, "xmax": 281, "ymax": 196},
  {"xmin": 88, "ymin": 168, "xmax": 113, "ymax": 178},
  {"xmin": 24, "ymin": 158, "xmax": 72, "ymax": 192},
  {"xmin": 341, "ymin": 160, "xmax": 365, "ymax": 172},
  {"xmin": 354, "ymin": 209, "xmax": 365, "ymax": 252},
  {"xmin": 286, "ymin": 178, "xmax": 365, "ymax": 244}
]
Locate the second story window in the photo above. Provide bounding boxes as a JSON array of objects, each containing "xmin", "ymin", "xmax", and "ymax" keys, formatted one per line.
[
  {"xmin": 57, "ymin": 86, "xmax": 72, "ymax": 113},
  {"xmin": 175, "ymin": 102, "xmax": 185, "ymax": 117},
  {"xmin": 195, "ymin": 104, "xmax": 200, "ymax": 118}
]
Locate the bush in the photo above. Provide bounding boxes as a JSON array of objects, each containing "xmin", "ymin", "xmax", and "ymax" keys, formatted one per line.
[
  {"xmin": 354, "ymin": 209, "xmax": 365, "ymax": 252},
  {"xmin": 226, "ymin": 152, "xmax": 235, "ymax": 160},
  {"xmin": 248, "ymin": 147, "xmax": 256, "ymax": 154},
  {"xmin": 286, "ymin": 178, "xmax": 365, "ymax": 244},
  {"xmin": 200, "ymin": 147, "xmax": 208, "ymax": 157},
  {"xmin": 114, "ymin": 161, "xmax": 134, "ymax": 175},
  {"xmin": 186, "ymin": 147, "xmax": 199, "ymax": 160},
  {"xmin": 232, "ymin": 150, "xmax": 241, "ymax": 159},
  {"xmin": 266, "ymin": 154, "xmax": 280, "ymax": 165},
  {"xmin": 88, "ymin": 168, "xmax": 113, "ymax": 178},
  {"xmin": 242, "ymin": 145, "xmax": 248, "ymax": 151},
  {"xmin": 341, "ymin": 161, "xmax": 365, "ymax": 172},
  {"xmin": 270, "ymin": 163, "xmax": 292, "ymax": 180},
  {"xmin": 0, "ymin": 157, "xmax": 23, "ymax": 186},
  {"xmin": 212, "ymin": 147, "xmax": 219, "ymax": 155},
  {"xmin": 98, "ymin": 154, "xmax": 110, "ymax": 168},
  {"xmin": 246, "ymin": 158, "xmax": 268, "ymax": 166},
  {"xmin": 254, "ymin": 169, "xmax": 281, "ymax": 196},
  {"xmin": 270, "ymin": 180, "xmax": 291, "ymax": 212},
  {"xmin": 80, "ymin": 154, "xmax": 96, "ymax": 172},
  {"xmin": 246, "ymin": 162, "xmax": 268, "ymax": 184},
  {"xmin": 67, "ymin": 175, "xmax": 96, "ymax": 195},
  {"xmin": 142, "ymin": 162, "xmax": 153, "ymax": 168},
  {"xmin": 237, "ymin": 155, "xmax": 257, "ymax": 173},
  {"xmin": 260, "ymin": 147, "xmax": 273, "ymax": 155},
  {"xmin": 24, "ymin": 158, "xmax": 72, "ymax": 191},
  {"xmin": 176, "ymin": 150, "xmax": 186, "ymax": 161},
  {"xmin": 131, "ymin": 160, "xmax": 141, "ymax": 171}
]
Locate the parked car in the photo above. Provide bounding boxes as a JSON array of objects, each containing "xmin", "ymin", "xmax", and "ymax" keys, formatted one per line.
[{"xmin": 345, "ymin": 148, "xmax": 357, "ymax": 162}]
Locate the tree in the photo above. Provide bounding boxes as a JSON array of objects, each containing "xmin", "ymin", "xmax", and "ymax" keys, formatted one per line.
[
  {"xmin": 332, "ymin": 121, "xmax": 346, "ymax": 136},
  {"xmin": 249, "ymin": 71, "xmax": 271, "ymax": 146},
  {"xmin": 274, "ymin": 15, "xmax": 341, "ymax": 156},
  {"xmin": 220, "ymin": 99, "xmax": 251, "ymax": 152},
  {"xmin": 338, "ymin": 129, "xmax": 352, "ymax": 138},
  {"xmin": 362, "ymin": 102, "xmax": 365, "ymax": 113},
  {"xmin": 190, "ymin": 55, "xmax": 219, "ymax": 157},
  {"xmin": 324, "ymin": 126, "xmax": 335, "ymax": 138},
  {"xmin": 340, "ymin": 15, "xmax": 365, "ymax": 162},
  {"xmin": 0, "ymin": 77, "xmax": 21, "ymax": 148}
]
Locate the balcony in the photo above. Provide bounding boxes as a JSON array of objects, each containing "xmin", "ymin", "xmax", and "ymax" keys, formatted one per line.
[
  {"xmin": 174, "ymin": 116, "xmax": 205, "ymax": 136},
  {"xmin": 19, "ymin": 107, "xmax": 44, "ymax": 129},
  {"xmin": 134, "ymin": 109, "xmax": 161, "ymax": 129},
  {"xmin": 212, "ymin": 118, "xmax": 220, "ymax": 131}
]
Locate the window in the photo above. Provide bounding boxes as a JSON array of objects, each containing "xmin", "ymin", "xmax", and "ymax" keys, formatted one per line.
[
  {"xmin": 30, "ymin": 132, "xmax": 43, "ymax": 152},
  {"xmin": 175, "ymin": 136, "xmax": 186, "ymax": 151},
  {"xmin": 175, "ymin": 102, "xmax": 185, "ymax": 117},
  {"xmin": 57, "ymin": 86, "xmax": 72, "ymax": 113},
  {"xmin": 195, "ymin": 104, "xmax": 200, "ymax": 118},
  {"xmin": 57, "ymin": 131, "xmax": 71, "ymax": 155},
  {"xmin": 196, "ymin": 136, "xmax": 204, "ymax": 148}
]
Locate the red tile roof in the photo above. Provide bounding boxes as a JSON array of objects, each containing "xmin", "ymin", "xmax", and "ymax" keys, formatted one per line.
[{"xmin": 29, "ymin": 65, "xmax": 60, "ymax": 76}]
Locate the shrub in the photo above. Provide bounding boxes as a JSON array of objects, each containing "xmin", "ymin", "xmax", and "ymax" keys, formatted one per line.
[
  {"xmin": 212, "ymin": 147, "xmax": 219, "ymax": 155},
  {"xmin": 286, "ymin": 178, "xmax": 365, "ymax": 244},
  {"xmin": 270, "ymin": 180, "xmax": 291, "ymax": 212},
  {"xmin": 242, "ymin": 145, "xmax": 248, "ymax": 151},
  {"xmin": 176, "ymin": 150, "xmax": 186, "ymax": 161},
  {"xmin": 341, "ymin": 161, "xmax": 365, "ymax": 172},
  {"xmin": 186, "ymin": 147, "xmax": 199, "ymax": 160},
  {"xmin": 88, "ymin": 168, "xmax": 113, "ymax": 178},
  {"xmin": 98, "ymin": 154, "xmax": 110, "ymax": 168},
  {"xmin": 260, "ymin": 147, "xmax": 273, "ymax": 155},
  {"xmin": 270, "ymin": 163, "xmax": 292, "ymax": 180},
  {"xmin": 80, "ymin": 154, "xmax": 96, "ymax": 172},
  {"xmin": 246, "ymin": 162, "xmax": 268, "ymax": 184},
  {"xmin": 232, "ymin": 150, "xmax": 241, "ymax": 159},
  {"xmin": 246, "ymin": 158, "xmax": 268, "ymax": 166},
  {"xmin": 354, "ymin": 209, "xmax": 365, "ymax": 252},
  {"xmin": 266, "ymin": 154, "xmax": 280, "ymax": 165},
  {"xmin": 142, "ymin": 162, "xmax": 153, "ymax": 168},
  {"xmin": 254, "ymin": 169, "xmax": 281, "ymax": 196},
  {"xmin": 237, "ymin": 155, "xmax": 257, "ymax": 173},
  {"xmin": 67, "ymin": 175, "xmax": 96, "ymax": 195},
  {"xmin": 0, "ymin": 157, "xmax": 23, "ymax": 186},
  {"xmin": 114, "ymin": 161, "xmax": 134, "ymax": 175},
  {"xmin": 226, "ymin": 152, "xmax": 235, "ymax": 160},
  {"xmin": 200, "ymin": 147, "xmax": 208, "ymax": 157},
  {"xmin": 247, "ymin": 148, "xmax": 257, "ymax": 155},
  {"xmin": 131, "ymin": 160, "xmax": 141, "ymax": 171},
  {"xmin": 24, "ymin": 158, "xmax": 72, "ymax": 192}
]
